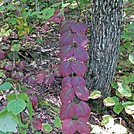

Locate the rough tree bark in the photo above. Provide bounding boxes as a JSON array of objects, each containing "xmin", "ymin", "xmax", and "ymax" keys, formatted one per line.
[{"xmin": 87, "ymin": 0, "xmax": 123, "ymax": 97}]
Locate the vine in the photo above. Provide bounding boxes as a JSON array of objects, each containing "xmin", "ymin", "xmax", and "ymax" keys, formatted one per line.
[{"xmin": 59, "ymin": 20, "xmax": 90, "ymax": 134}]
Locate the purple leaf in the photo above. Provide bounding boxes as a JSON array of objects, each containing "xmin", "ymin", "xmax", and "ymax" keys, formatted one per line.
[
  {"xmin": 62, "ymin": 119, "xmax": 77, "ymax": 134},
  {"xmin": 45, "ymin": 73, "xmax": 55, "ymax": 85},
  {"xmin": 77, "ymin": 117, "xmax": 90, "ymax": 134},
  {"xmin": 75, "ymin": 101, "xmax": 90, "ymax": 118},
  {"xmin": 60, "ymin": 20, "xmax": 75, "ymax": 34},
  {"xmin": 28, "ymin": 75, "xmax": 36, "ymax": 84},
  {"xmin": 16, "ymin": 60, "xmax": 25, "ymax": 69},
  {"xmin": 59, "ymin": 45, "xmax": 74, "ymax": 60},
  {"xmin": 74, "ymin": 33, "xmax": 88, "ymax": 47},
  {"xmin": 59, "ymin": 61, "xmax": 72, "ymax": 77},
  {"xmin": 60, "ymin": 86, "xmax": 74, "ymax": 104},
  {"xmin": 36, "ymin": 70, "xmax": 46, "ymax": 84},
  {"xmin": 0, "ymin": 50, "xmax": 5, "ymax": 60},
  {"xmin": 71, "ymin": 22, "xmax": 87, "ymax": 34},
  {"xmin": 74, "ymin": 47, "xmax": 88, "ymax": 62},
  {"xmin": 60, "ymin": 103, "xmax": 75, "ymax": 120},
  {"xmin": 71, "ymin": 76, "xmax": 86, "ymax": 87},
  {"xmin": 71, "ymin": 60, "xmax": 86, "ymax": 76},
  {"xmin": 62, "ymin": 76, "xmax": 72, "ymax": 88},
  {"xmin": 74, "ymin": 85, "xmax": 89, "ymax": 101},
  {"xmin": 59, "ymin": 32, "xmax": 74, "ymax": 46}
]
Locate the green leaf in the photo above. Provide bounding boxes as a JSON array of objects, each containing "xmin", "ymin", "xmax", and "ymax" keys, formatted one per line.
[
  {"xmin": 32, "ymin": 11, "xmax": 41, "ymax": 16},
  {"xmin": 89, "ymin": 90, "xmax": 101, "ymax": 99},
  {"xmin": 121, "ymin": 33, "xmax": 131, "ymax": 40},
  {"xmin": 113, "ymin": 103, "xmax": 124, "ymax": 114},
  {"xmin": 6, "ymin": 4, "xmax": 15, "ymax": 10},
  {"xmin": 7, "ymin": 93, "xmax": 28, "ymax": 101},
  {"xmin": 51, "ymin": 2, "xmax": 62, "ymax": 8},
  {"xmin": 0, "ymin": 70, "xmax": 6, "ymax": 78},
  {"xmin": 110, "ymin": 81, "xmax": 118, "ymax": 88},
  {"xmin": 101, "ymin": 115, "xmax": 114, "ymax": 128},
  {"xmin": 53, "ymin": 116, "xmax": 62, "ymax": 128},
  {"xmin": 27, "ymin": 97, "xmax": 33, "ymax": 121},
  {"xmin": 42, "ymin": 123, "xmax": 52, "ymax": 132},
  {"xmin": 11, "ymin": 44, "xmax": 21, "ymax": 51},
  {"xmin": 112, "ymin": 96, "xmax": 119, "ymax": 104},
  {"xmin": 103, "ymin": 97, "xmax": 115, "ymax": 107},
  {"xmin": 129, "ymin": 53, "xmax": 134, "ymax": 64},
  {"xmin": 0, "ymin": 6, "xmax": 5, "ymax": 12},
  {"xmin": 7, "ymin": 99, "xmax": 26, "ymax": 115},
  {"xmin": 21, "ymin": 11, "xmax": 31, "ymax": 18},
  {"xmin": 117, "ymin": 82, "xmax": 131, "ymax": 97},
  {"xmin": 0, "ymin": 111, "xmax": 18, "ymax": 133},
  {"xmin": 63, "ymin": 3, "xmax": 70, "ymax": 8},
  {"xmin": 9, "ymin": 18, "xmax": 18, "ymax": 25},
  {"xmin": 122, "ymin": 101, "xmax": 134, "ymax": 107},
  {"xmin": 43, "ymin": 8, "xmax": 55, "ymax": 20},
  {"xmin": 0, "ymin": 82, "xmax": 12, "ymax": 91},
  {"xmin": 129, "ymin": 73, "xmax": 134, "ymax": 82}
]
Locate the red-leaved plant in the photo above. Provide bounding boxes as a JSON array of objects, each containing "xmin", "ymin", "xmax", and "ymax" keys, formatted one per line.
[{"xmin": 59, "ymin": 20, "xmax": 90, "ymax": 134}]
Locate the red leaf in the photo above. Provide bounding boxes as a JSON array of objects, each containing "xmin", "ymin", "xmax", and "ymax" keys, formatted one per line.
[
  {"xmin": 62, "ymin": 119, "xmax": 77, "ymax": 134},
  {"xmin": 0, "ymin": 50, "xmax": 5, "ymax": 60},
  {"xmin": 71, "ymin": 22, "xmax": 87, "ymax": 34},
  {"xmin": 62, "ymin": 76, "xmax": 72, "ymax": 88},
  {"xmin": 26, "ymin": 88, "xmax": 36, "ymax": 94},
  {"xmin": 59, "ymin": 32, "xmax": 73, "ymax": 46},
  {"xmin": 59, "ymin": 45, "xmax": 74, "ymax": 60},
  {"xmin": 60, "ymin": 20, "xmax": 75, "ymax": 34},
  {"xmin": 59, "ymin": 61, "xmax": 72, "ymax": 77},
  {"xmin": 45, "ymin": 73, "xmax": 55, "ymax": 85},
  {"xmin": 74, "ymin": 85, "xmax": 89, "ymax": 101},
  {"xmin": 28, "ymin": 75, "xmax": 36, "ymax": 84},
  {"xmin": 60, "ymin": 86, "xmax": 74, "ymax": 104},
  {"xmin": 75, "ymin": 101, "xmax": 90, "ymax": 118},
  {"xmin": 71, "ymin": 60, "xmax": 86, "ymax": 76},
  {"xmin": 16, "ymin": 60, "xmax": 25, "ymax": 69},
  {"xmin": 32, "ymin": 118, "xmax": 42, "ymax": 130},
  {"xmin": 54, "ymin": 9, "xmax": 60, "ymax": 14},
  {"xmin": 53, "ymin": 17, "xmax": 61, "ymax": 23},
  {"xmin": 74, "ymin": 33, "xmax": 88, "ymax": 47},
  {"xmin": 30, "ymin": 96, "xmax": 38, "ymax": 109},
  {"xmin": 60, "ymin": 103, "xmax": 75, "ymax": 120},
  {"xmin": 77, "ymin": 117, "xmax": 90, "ymax": 134},
  {"xmin": 36, "ymin": 70, "xmax": 46, "ymax": 84},
  {"xmin": 74, "ymin": 47, "xmax": 88, "ymax": 62},
  {"xmin": 2, "ymin": 36, "xmax": 8, "ymax": 42},
  {"xmin": 71, "ymin": 76, "xmax": 86, "ymax": 87}
]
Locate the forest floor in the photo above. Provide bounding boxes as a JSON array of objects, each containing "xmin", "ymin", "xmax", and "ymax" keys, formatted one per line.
[{"xmin": 0, "ymin": 2, "xmax": 134, "ymax": 133}]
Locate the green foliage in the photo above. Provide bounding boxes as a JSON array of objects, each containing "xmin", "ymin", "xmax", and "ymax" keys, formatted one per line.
[
  {"xmin": 43, "ymin": 7, "xmax": 55, "ymax": 20},
  {"xmin": 0, "ymin": 82, "xmax": 12, "ymax": 91},
  {"xmin": 103, "ymin": 97, "xmax": 115, "ymax": 107},
  {"xmin": 7, "ymin": 98, "xmax": 26, "ymax": 115},
  {"xmin": 0, "ymin": 110, "xmax": 19, "ymax": 133},
  {"xmin": 53, "ymin": 116, "xmax": 62, "ymax": 128},
  {"xmin": 42, "ymin": 123, "xmax": 53, "ymax": 132},
  {"xmin": 89, "ymin": 90, "xmax": 101, "ymax": 99}
]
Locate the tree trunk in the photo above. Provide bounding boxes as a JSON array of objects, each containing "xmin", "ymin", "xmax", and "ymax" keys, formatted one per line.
[{"xmin": 87, "ymin": 0, "xmax": 123, "ymax": 97}]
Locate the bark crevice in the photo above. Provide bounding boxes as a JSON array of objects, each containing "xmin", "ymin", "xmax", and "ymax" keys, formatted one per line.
[{"xmin": 87, "ymin": 0, "xmax": 123, "ymax": 97}]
